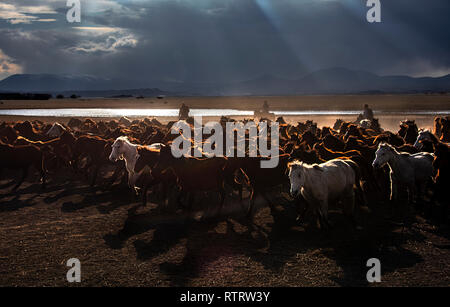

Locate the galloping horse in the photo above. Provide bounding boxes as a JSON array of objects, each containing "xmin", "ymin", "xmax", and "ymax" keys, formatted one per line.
[
  {"xmin": 372, "ymin": 143, "xmax": 434, "ymax": 204},
  {"xmin": 109, "ymin": 136, "xmax": 163, "ymax": 186},
  {"xmin": 287, "ymin": 159, "xmax": 358, "ymax": 229}
]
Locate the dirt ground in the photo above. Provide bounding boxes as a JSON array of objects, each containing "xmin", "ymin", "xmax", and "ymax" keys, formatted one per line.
[
  {"xmin": 0, "ymin": 171, "xmax": 449, "ymax": 287},
  {"xmin": 0, "ymin": 95, "xmax": 449, "ymax": 287}
]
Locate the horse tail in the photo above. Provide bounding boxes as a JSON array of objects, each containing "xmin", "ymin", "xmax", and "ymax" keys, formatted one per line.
[{"xmin": 344, "ymin": 159, "xmax": 361, "ymax": 183}]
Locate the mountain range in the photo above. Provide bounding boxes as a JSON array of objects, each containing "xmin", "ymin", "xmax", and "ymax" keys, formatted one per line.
[{"xmin": 0, "ymin": 68, "xmax": 449, "ymax": 97}]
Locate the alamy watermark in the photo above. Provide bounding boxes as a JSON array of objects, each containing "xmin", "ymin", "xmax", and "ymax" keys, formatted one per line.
[
  {"xmin": 66, "ymin": 0, "xmax": 81, "ymax": 23},
  {"xmin": 366, "ymin": 258, "xmax": 381, "ymax": 283},
  {"xmin": 367, "ymin": 0, "xmax": 381, "ymax": 23},
  {"xmin": 171, "ymin": 117, "xmax": 279, "ymax": 168},
  {"xmin": 66, "ymin": 1, "xmax": 380, "ymax": 24},
  {"xmin": 66, "ymin": 258, "xmax": 81, "ymax": 282}
]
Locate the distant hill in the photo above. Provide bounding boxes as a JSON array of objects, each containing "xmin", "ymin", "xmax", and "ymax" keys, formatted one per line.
[
  {"xmin": 224, "ymin": 68, "xmax": 450, "ymax": 95},
  {"xmin": 0, "ymin": 74, "xmax": 146, "ymax": 92},
  {"xmin": 0, "ymin": 74, "xmax": 174, "ymax": 97},
  {"xmin": 1, "ymin": 68, "xmax": 449, "ymax": 96}
]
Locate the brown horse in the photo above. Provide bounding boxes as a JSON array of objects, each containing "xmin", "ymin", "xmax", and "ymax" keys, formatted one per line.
[
  {"xmin": 433, "ymin": 143, "xmax": 450, "ymax": 211},
  {"xmin": 156, "ymin": 145, "xmax": 228, "ymax": 215},
  {"xmin": 133, "ymin": 144, "xmax": 176, "ymax": 207},
  {"xmin": 13, "ymin": 121, "xmax": 44, "ymax": 141},
  {"xmin": 398, "ymin": 120, "xmax": 419, "ymax": 145},
  {"xmin": 0, "ymin": 142, "xmax": 46, "ymax": 191},
  {"xmin": 440, "ymin": 117, "xmax": 450, "ymax": 142},
  {"xmin": 72, "ymin": 135, "xmax": 113, "ymax": 186}
]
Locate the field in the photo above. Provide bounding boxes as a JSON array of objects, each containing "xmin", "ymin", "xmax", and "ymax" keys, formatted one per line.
[{"xmin": 0, "ymin": 95, "xmax": 449, "ymax": 287}]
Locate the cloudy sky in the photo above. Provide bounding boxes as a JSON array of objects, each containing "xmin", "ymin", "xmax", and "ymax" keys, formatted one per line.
[{"xmin": 0, "ymin": 0, "xmax": 449, "ymax": 81}]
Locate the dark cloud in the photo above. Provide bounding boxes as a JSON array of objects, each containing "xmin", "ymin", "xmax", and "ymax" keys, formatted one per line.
[{"xmin": 0, "ymin": 0, "xmax": 449, "ymax": 81}]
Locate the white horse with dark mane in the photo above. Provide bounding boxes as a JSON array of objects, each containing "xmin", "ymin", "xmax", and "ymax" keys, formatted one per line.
[
  {"xmin": 109, "ymin": 136, "xmax": 162, "ymax": 188},
  {"xmin": 288, "ymin": 159, "xmax": 359, "ymax": 229},
  {"xmin": 372, "ymin": 143, "xmax": 434, "ymax": 203}
]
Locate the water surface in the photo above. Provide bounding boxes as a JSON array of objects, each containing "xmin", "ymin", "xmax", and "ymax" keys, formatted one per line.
[{"xmin": 0, "ymin": 108, "xmax": 448, "ymax": 117}]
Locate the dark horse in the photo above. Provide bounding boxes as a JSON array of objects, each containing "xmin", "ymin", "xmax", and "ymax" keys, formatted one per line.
[
  {"xmin": 155, "ymin": 145, "xmax": 228, "ymax": 216},
  {"xmin": 0, "ymin": 142, "xmax": 46, "ymax": 191}
]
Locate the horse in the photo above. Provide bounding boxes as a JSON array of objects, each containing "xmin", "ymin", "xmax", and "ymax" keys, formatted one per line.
[
  {"xmin": 13, "ymin": 121, "xmax": 44, "ymax": 141},
  {"xmin": 0, "ymin": 125, "xmax": 18, "ymax": 144},
  {"xmin": 398, "ymin": 120, "xmax": 419, "ymax": 145},
  {"xmin": 413, "ymin": 130, "xmax": 439, "ymax": 150},
  {"xmin": 133, "ymin": 143, "xmax": 177, "ymax": 207},
  {"xmin": 110, "ymin": 136, "xmax": 143, "ymax": 188},
  {"xmin": 230, "ymin": 154, "xmax": 292, "ymax": 218},
  {"xmin": 373, "ymin": 132, "xmax": 405, "ymax": 147},
  {"xmin": 46, "ymin": 122, "xmax": 67, "ymax": 139},
  {"xmin": 440, "ymin": 117, "xmax": 450, "ymax": 142},
  {"xmin": 109, "ymin": 136, "xmax": 163, "ymax": 203},
  {"xmin": 372, "ymin": 143, "xmax": 434, "ymax": 205},
  {"xmin": 432, "ymin": 142, "xmax": 450, "ymax": 221},
  {"xmin": 0, "ymin": 142, "xmax": 46, "ymax": 191},
  {"xmin": 156, "ymin": 145, "xmax": 228, "ymax": 216},
  {"xmin": 72, "ymin": 135, "xmax": 114, "ymax": 186},
  {"xmin": 333, "ymin": 119, "xmax": 344, "ymax": 131},
  {"xmin": 68, "ymin": 118, "xmax": 82, "ymax": 130},
  {"xmin": 287, "ymin": 159, "xmax": 359, "ymax": 229},
  {"xmin": 323, "ymin": 133, "xmax": 345, "ymax": 152}
]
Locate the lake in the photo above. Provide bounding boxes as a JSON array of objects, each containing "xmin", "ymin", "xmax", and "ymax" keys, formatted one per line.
[{"xmin": 0, "ymin": 108, "xmax": 448, "ymax": 118}]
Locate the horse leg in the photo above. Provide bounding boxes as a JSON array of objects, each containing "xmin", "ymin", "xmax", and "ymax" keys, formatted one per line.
[
  {"xmin": 246, "ymin": 188, "xmax": 256, "ymax": 219},
  {"xmin": 317, "ymin": 199, "xmax": 330, "ymax": 231},
  {"xmin": 217, "ymin": 187, "xmax": 226, "ymax": 217},
  {"xmin": 40, "ymin": 165, "xmax": 46, "ymax": 190},
  {"xmin": 390, "ymin": 176, "xmax": 397, "ymax": 203},
  {"xmin": 90, "ymin": 164, "xmax": 100, "ymax": 187},
  {"xmin": 261, "ymin": 192, "xmax": 275, "ymax": 210},
  {"xmin": 109, "ymin": 165, "xmax": 122, "ymax": 185},
  {"xmin": 343, "ymin": 189, "xmax": 359, "ymax": 229},
  {"xmin": 36, "ymin": 155, "xmax": 46, "ymax": 190},
  {"xmin": 12, "ymin": 167, "xmax": 28, "ymax": 192},
  {"xmin": 140, "ymin": 179, "xmax": 148, "ymax": 207},
  {"xmin": 295, "ymin": 196, "xmax": 309, "ymax": 224}
]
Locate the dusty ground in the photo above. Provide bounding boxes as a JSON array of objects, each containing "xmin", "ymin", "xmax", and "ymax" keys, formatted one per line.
[
  {"xmin": 0, "ymin": 95, "xmax": 449, "ymax": 287},
  {"xmin": 0, "ymin": 171, "xmax": 449, "ymax": 287}
]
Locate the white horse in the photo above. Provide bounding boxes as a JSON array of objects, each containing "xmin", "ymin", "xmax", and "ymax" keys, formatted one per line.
[
  {"xmin": 46, "ymin": 122, "xmax": 67, "ymax": 138},
  {"xmin": 109, "ymin": 136, "xmax": 162, "ymax": 188},
  {"xmin": 372, "ymin": 143, "xmax": 434, "ymax": 203},
  {"xmin": 288, "ymin": 159, "xmax": 358, "ymax": 229}
]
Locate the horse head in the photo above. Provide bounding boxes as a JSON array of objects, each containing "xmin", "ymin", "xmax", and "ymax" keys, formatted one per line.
[
  {"xmin": 372, "ymin": 143, "xmax": 394, "ymax": 169},
  {"xmin": 109, "ymin": 136, "xmax": 129, "ymax": 162},
  {"xmin": 287, "ymin": 161, "xmax": 305, "ymax": 198}
]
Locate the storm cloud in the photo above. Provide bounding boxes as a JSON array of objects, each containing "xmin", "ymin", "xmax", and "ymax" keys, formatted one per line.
[{"xmin": 0, "ymin": 0, "xmax": 449, "ymax": 82}]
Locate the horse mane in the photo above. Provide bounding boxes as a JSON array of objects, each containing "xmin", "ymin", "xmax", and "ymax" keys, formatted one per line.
[
  {"xmin": 288, "ymin": 159, "xmax": 322, "ymax": 170},
  {"xmin": 116, "ymin": 135, "xmax": 135, "ymax": 146},
  {"xmin": 379, "ymin": 142, "xmax": 401, "ymax": 155}
]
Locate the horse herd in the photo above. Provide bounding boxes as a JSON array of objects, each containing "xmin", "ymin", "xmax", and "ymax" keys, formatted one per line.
[{"xmin": 0, "ymin": 115, "xmax": 449, "ymax": 229}]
